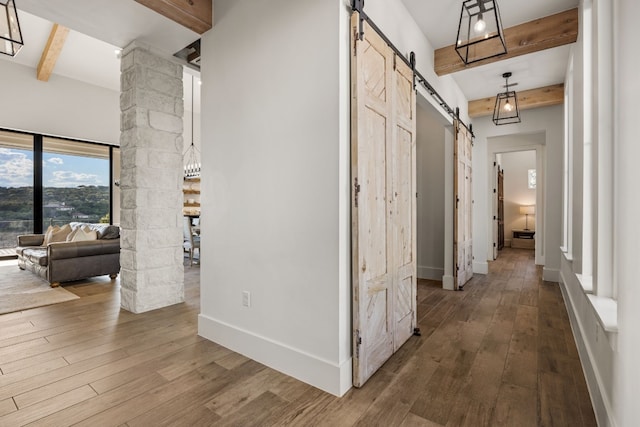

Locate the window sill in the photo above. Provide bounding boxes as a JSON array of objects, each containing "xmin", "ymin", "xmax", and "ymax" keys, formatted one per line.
[
  {"xmin": 587, "ymin": 294, "xmax": 618, "ymax": 334},
  {"xmin": 576, "ymin": 274, "xmax": 593, "ymax": 294}
]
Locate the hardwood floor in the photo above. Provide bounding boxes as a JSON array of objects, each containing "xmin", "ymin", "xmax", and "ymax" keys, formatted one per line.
[{"xmin": 0, "ymin": 249, "xmax": 595, "ymax": 426}]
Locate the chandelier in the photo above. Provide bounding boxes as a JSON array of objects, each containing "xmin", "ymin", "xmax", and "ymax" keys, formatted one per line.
[{"xmin": 184, "ymin": 74, "xmax": 201, "ymax": 178}]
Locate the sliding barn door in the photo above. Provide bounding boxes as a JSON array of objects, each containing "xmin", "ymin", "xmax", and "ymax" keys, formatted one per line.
[
  {"xmin": 454, "ymin": 122, "xmax": 473, "ymax": 288},
  {"xmin": 350, "ymin": 13, "xmax": 417, "ymax": 387},
  {"xmin": 497, "ymin": 166, "xmax": 504, "ymax": 251}
]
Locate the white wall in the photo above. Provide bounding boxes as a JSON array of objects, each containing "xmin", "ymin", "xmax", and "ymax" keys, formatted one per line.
[
  {"xmin": 416, "ymin": 101, "xmax": 446, "ymax": 280},
  {"xmin": 0, "ymin": 60, "xmax": 119, "ymax": 144},
  {"xmin": 198, "ymin": 0, "xmax": 349, "ymax": 396},
  {"xmin": 198, "ymin": 0, "xmax": 469, "ymax": 396},
  {"xmin": 559, "ymin": 1, "xmax": 615, "ymax": 425},
  {"xmin": 615, "ymin": 0, "xmax": 640, "ymax": 425},
  {"xmin": 561, "ymin": 0, "xmax": 640, "ymax": 425},
  {"xmin": 500, "ymin": 150, "xmax": 536, "ymax": 246},
  {"xmin": 472, "ymin": 107, "xmax": 562, "ymax": 278}
]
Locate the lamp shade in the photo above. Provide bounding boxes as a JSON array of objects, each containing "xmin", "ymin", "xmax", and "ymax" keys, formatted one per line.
[
  {"xmin": 0, "ymin": 0, "xmax": 23, "ymax": 57},
  {"xmin": 519, "ymin": 205, "xmax": 535, "ymax": 215}
]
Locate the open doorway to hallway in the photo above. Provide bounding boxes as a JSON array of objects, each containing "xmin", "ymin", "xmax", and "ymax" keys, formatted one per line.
[
  {"xmin": 415, "ymin": 95, "xmax": 456, "ymax": 290},
  {"xmin": 494, "ymin": 150, "xmax": 537, "ymax": 258},
  {"xmin": 485, "ymin": 132, "xmax": 545, "ymax": 267}
]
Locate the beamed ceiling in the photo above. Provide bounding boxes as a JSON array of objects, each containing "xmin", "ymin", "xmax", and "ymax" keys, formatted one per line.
[{"xmin": 0, "ymin": 0, "xmax": 576, "ymax": 117}]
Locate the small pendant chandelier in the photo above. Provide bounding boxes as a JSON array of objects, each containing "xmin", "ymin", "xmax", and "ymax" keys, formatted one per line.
[
  {"xmin": 456, "ymin": 0, "xmax": 506, "ymax": 65},
  {"xmin": 0, "ymin": 0, "xmax": 23, "ymax": 57},
  {"xmin": 183, "ymin": 74, "xmax": 201, "ymax": 179},
  {"xmin": 493, "ymin": 72, "xmax": 521, "ymax": 125}
]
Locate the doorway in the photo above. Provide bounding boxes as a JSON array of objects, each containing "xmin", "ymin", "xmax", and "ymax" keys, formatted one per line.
[
  {"xmin": 415, "ymin": 96, "xmax": 455, "ymax": 289},
  {"xmin": 487, "ymin": 133, "xmax": 545, "ymax": 266},
  {"xmin": 495, "ymin": 150, "xmax": 537, "ymax": 254}
]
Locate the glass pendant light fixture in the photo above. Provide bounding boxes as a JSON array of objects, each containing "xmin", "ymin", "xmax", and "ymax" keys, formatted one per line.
[
  {"xmin": 455, "ymin": 0, "xmax": 506, "ymax": 65},
  {"xmin": 183, "ymin": 74, "xmax": 201, "ymax": 178},
  {"xmin": 0, "ymin": 0, "xmax": 23, "ymax": 57},
  {"xmin": 493, "ymin": 72, "xmax": 521, "ymax": 125}
]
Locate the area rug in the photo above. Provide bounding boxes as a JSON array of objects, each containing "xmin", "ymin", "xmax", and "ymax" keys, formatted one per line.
[{"xmin": 0, "ymin": 260, "xmax": 79, "ymax": 315}]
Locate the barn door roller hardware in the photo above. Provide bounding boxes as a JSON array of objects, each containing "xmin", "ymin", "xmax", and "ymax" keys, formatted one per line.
[{"xmin": 350, "ymin": 0, "xmax": 474, "ymax": 138}]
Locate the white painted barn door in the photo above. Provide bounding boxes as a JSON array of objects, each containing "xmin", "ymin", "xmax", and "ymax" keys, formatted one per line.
[
  {"xmin": 350, "ymin": 13, "xmax": 417, "ymax": 388},
  {"xmin": 454, "ymin": 122, "xmax": 473, "ymax": 288}
]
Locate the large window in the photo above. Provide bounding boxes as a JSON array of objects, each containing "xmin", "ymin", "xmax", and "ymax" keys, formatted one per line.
[
  {"xmin": 0, "ymin": 129, "xmax": 118, "ymax": 250},
  {"xmin": 0, "ymin": 131, "xmax": 34, "ymax": 249},
  {"xmin": 43, "ymin": 137, "xmax": 110, "ymax": 228}
]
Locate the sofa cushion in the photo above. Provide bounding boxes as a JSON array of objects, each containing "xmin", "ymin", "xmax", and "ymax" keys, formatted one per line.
[
  {"xmin": 42, "ymin": 225, "xmax": 54, "ymax": 246},
  {"xmin": 22, "ymin": 248, "xmax": 48, "ymax": 266},
  {"xmin": 70, "ymin": 228, "xmax": 98, "ymax": 242},
  {"xmin": 95, "ymin": 225, "xmax": 119, "ymax": 239},
  {"xmin": 43, "ymin": 224, "xmax": 72, "ymax": 245},
  {"xmin": 69, "ymin": 223, "xmax": 120, "ymax": 239},
  {"xmin": 66, "ymin": 225, "xmax": 90, "ymax": 241}
]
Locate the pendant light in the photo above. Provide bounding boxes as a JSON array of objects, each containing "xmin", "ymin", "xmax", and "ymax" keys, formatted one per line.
[
  {"xmin": 183, "ymin": 75, "xmax": 201, "ymax": 178},
  {"xmin": 493, "ymin": 72, "xmax": 521, "ymax": 125},
  {"xmin": 455, "ymin": 0, "xmax": 506, "ymax": 65},
  {"xmin": 0, "ymin": 0, "xmax": 23, "ymax": 57}
]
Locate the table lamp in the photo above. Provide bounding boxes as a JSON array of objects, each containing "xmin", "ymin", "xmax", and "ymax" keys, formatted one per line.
[{"xmin": 519, "ymin": 205, "xmax": 535, "ymax": 230}]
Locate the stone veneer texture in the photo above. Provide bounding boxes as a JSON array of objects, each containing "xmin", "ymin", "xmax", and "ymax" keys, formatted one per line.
[{"xmin": 119, "ymin": 46, "xmax": 185, "ymax": 313}]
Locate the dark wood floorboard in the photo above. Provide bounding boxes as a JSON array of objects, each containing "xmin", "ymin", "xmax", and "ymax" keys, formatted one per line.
[{"xmin": 0, "ymin": 249, "xmax": 596, "ymax": 426}]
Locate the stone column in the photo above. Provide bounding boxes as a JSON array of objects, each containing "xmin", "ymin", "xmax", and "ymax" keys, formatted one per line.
[{"xmin": 119, "ymin": 44, "xmax": 184, "ymax": 313}]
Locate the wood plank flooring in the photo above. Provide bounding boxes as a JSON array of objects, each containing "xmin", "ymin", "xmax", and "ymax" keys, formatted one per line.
[{"xmin": 0, "ymin": 248, "xmax": 596, "ymax": 426}]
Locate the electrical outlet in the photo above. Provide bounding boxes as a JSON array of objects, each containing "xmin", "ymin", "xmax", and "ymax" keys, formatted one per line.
[{"xmin": 242, "ymin": 291, "xmax": 251, "ymax": 307}]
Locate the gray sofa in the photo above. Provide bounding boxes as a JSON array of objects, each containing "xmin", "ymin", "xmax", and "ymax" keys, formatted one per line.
[{"xmin": 16, "ymin": 222, "xmax": 120, "ymax": 287}]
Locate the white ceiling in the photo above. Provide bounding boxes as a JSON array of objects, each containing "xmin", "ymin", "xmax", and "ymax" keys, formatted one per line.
[
  {"xmin": 401, "ymin": 0, "xmax": 579, "ymax": 100},
  {"xmin": 0, "ymin": 11, "xmax": 122, "ymax": 91},
  {"xmin": 2, "ymin": 0, "xmax": 577, "ymax": 108},
  {"xmin": 0, "ymin": 4, "xmax": 201, "ymax": 111},
  {"xmin": 15, "ymin": 0, "xmax": 199, "ymax": 58}
]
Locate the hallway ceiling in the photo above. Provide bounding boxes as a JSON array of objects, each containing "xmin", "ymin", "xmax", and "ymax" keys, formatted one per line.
[
  {"xmin": 1, "ymin": 0, "xmax": 577, "ymax": 111},
  {"xmin": 402, "ymin": 0, "xmax": 579, "ymax": 100}
]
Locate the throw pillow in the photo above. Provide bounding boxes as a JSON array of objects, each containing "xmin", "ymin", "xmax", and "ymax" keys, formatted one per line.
[
  {"xmin": 42, "ymin": 225, "xmax": 56, "ymax": 246},
  {"xmin": 66, "ymin": 227, "xmax": 79, "ymax": 242},
  {"xmin": 71, "ymin": 227, "xmax": 98, "ymax": 242},
  {"xmin": 48, "ymin": 224, "xmax": 72, "ymax": 244},
  {"xmin": 98, "ymin": 225, "xmax": 120, "ymax": 239}
]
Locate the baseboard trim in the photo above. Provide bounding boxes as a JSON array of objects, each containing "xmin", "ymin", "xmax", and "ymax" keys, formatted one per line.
[
  {"xmin": 559, "ymin": 271, "xmax": 617, "ymax": 427},
  {"xmin": 418, "ymin": 266, "xmax": 444, "ymax": 281},
  {"xmin": 198, "ymin": 314, "xmax": 352, "ymax": 397},
  {"xmin": 473, "ymin": 261, "xmax": 488, "ymax": 275},
  {"xmin": 442, "ymin": 275, "xmax": 455, "ymax": 291},
  {"xmin": 542, "ymin": 267, "xmax": 559, "ymax": 282}
]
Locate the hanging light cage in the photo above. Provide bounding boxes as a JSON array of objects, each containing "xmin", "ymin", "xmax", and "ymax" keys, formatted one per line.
[
  {"xmin": 184, "ymin": 74, "xmax": 201, "ymax": 179},
  {"xmin": 455, "ymin": 0, "xmax": 506, "ymax": 65},
  {"xmin": 0, "ymin": 0, "xmax": 23, "ymax": 57},
  {"xmin": 493, "ymin": 72, "xmax": 521, "ymax": 125},
  {"xmin": 183, "ymin": 143, "xmax": 201, "ymax": 179}
]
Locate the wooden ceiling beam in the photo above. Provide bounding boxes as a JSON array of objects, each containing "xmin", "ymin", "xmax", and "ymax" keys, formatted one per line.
[
  {"xmin": 468, "ymin": 83, "xmax": 564, "ymax": 118},
  {"xmin": 134, "ymin": 0, "xmax": 212, "ymax": 34},
  {"xmin": 435, "ymin": 8, "xmax": 578, "ymax": 76},
  {"xmin": 36, "ymin": 24, "xmax": 69, "ymax": 82}
]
